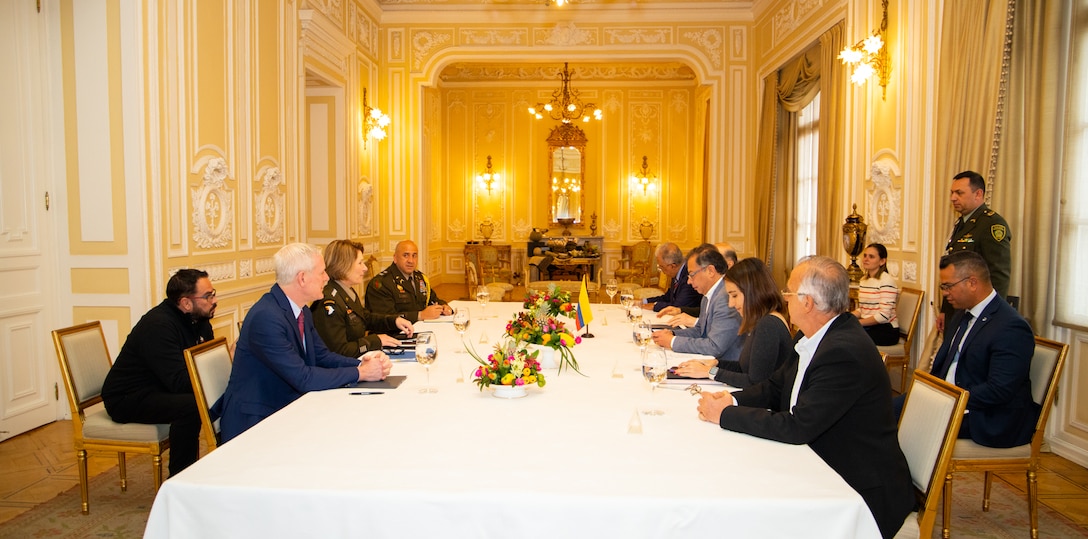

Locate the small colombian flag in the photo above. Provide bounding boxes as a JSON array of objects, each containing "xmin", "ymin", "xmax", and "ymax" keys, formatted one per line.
[{"xmin": 575, "ymin": 274, "xmax": 594, "ymax": 330}]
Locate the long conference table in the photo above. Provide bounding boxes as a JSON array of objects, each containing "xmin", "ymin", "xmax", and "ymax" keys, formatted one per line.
[{"xmin": 144, "ymin": 301, "xmax": 881, "ymax": 538}]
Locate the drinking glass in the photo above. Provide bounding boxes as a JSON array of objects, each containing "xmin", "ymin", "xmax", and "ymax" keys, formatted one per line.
[
  {"xmin": 641, "ymin": 349, "xmax": 667, "ymax": 415},
  {"xmin": 633, "ymin": 320, "xmax": 652, "ymax": 351},
  {"xmin": 605, "ymin": 279, "xmax": 619, "ymax": 304},
  {"xmin": 452, "ymin": 308, "xmax": 470, "ymax": 353},
  {"xmin": 619, "ymin": 292, "xmax": 634, "ymax": 311},
  {"xmin": 475, "ymin": 286, "xmax": 491, "ymax": 319},
  {"xmin": 627, "ymin": 304, "xmax": 643, "ymax": 325},
  {"xmin": 415, "ymin": 332, "xmax": 438, "ymax": 393}
]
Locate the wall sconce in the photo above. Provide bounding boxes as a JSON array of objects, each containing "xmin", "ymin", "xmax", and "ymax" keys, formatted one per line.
[
  {"xmin": 362, "ymin": 88, "xmax": 391, "ymax": 148},
  {"xmin": 476, "ymin": 155, "xmax": 501, "ymax": 195},
  {"xmin": 629, "ymin": 155, "xmax": 657, "ymax": 196},
  {"xmin": 838, "ymin": 0, "xmax": 890, "ymax": 100}
]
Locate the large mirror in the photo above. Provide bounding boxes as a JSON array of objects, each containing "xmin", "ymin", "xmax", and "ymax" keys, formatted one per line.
[{"xmin": 547, "ymin": 124, "xmax": 587, "ymax": 226}]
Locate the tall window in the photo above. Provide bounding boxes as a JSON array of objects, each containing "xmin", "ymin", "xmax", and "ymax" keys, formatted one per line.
[
  {"xmin": 1057, "ymin": 0, "xmax": 1088, "ymax": 330},
  {"xmin": 794, "ymin": 92, "xmax": 821, "ymax": 259}
]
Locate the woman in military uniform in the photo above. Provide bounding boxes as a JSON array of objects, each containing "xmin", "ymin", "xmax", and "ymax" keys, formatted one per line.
[{"xmin": 311, "ymin": 240, "xmax": 414, "ymax": 356}]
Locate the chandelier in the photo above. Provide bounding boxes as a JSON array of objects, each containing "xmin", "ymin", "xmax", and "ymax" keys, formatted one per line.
[
  {"xmin": 528, "ymin": 63, "xmax": 602, "ymax": 124},
  {"xmin": 838, "ymin": 0, "xmax": 890, "ymax": 99},
  {"xmin": 362, "ymin": 88, "xmax": 391, "ymax": 148}
]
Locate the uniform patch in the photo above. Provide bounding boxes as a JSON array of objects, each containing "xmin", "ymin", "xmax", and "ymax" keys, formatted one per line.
[
  {"xmin": 325, "ymin": 305, "xmax": 335, "ymax": 315},
  {"xmin": 991, "ymin": 224, "xmax": 1007, "ymax": 242}
]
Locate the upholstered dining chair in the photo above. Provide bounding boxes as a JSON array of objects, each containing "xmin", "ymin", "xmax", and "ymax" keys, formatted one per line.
[
  {"xmin": 893, "ymin": 371, "xmax": 969, "ymax": 538},
  {"xmin": 877, "ymin": 287, "xmax": 924, "ymax": 394},
  {"xmin": 941, "ymin": 336, "xmax": 1069, "ymax": 539},
  {"xmin": 52, "ymin": 321, "xmax": 170, "ymax": 514},
  {"xmin": 183, "ymin": 337, "xmax": 233, "ymax": 452}
]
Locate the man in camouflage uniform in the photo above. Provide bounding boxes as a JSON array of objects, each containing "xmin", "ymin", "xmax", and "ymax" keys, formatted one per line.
[
  {"xmin": 365, "ymin": 240, "xmax": 451, "ymax": 322},
  {"xmin": 938, "ymin": 170, "xmax": 1011, "ymax": 331}
]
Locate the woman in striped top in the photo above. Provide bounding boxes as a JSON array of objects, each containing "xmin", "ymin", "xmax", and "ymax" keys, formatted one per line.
[{"xmin": 852, "ymin": 243, "xmax": 900, "ymax": 345}]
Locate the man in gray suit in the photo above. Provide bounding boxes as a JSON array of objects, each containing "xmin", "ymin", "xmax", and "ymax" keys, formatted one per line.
[{"xmin": 651, "ymin": 244, "xmax": 744, "ymax": 361}]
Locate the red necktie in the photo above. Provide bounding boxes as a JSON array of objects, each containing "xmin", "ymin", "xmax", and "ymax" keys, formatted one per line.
[{"xmin": 297, "ymin": 312, "xmax": 305, "ymax": 348}]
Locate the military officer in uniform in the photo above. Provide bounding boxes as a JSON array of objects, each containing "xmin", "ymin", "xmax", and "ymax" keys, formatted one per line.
[
  {"xmin": 938, "ymin": 170, "xmax": 1011, "ymax": 331},
  {"xmin": 365, "ymin": 240, "xmax": 452, "ymax": 322},
  {"xmin": 312, "ymin": 240, "xmax": 415, "ymax": 357}
]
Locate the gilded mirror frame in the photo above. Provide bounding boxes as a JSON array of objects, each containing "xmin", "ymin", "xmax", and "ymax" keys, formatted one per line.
[{"xmin": 546, "ymin": 124, "xmax": 587, "ymax": 226}]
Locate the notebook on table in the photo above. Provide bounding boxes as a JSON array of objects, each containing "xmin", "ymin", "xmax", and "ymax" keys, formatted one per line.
[{"xmin": 352, "ymin": 375, "xmax": 406, "ymax": 389}]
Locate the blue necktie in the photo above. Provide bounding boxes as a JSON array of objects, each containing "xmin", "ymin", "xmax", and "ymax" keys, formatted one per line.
[{"xmin": 941, "ymin": 311, "xmax": 974, "ymax": 381}]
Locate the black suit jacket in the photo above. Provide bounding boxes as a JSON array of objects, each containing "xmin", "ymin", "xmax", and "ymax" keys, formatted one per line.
[
  {"xmin": 930, "ymin": 295, "xmax": 1037, "ymax": 448},
  {"xmin": 646, "ymin": 264, "xmax": 701, "ymax": 312},
  {"xmin": 721, "ymin": 313, "xmax": 913, "ymax": 539}
]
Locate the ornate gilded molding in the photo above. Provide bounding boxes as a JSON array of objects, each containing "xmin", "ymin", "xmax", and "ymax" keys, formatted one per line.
[
  {"xmin": 357, "ymin": 177, "xmax": 374, "ymax": 236},
  {"xmin": 347, "ymin": 1, "xmax": 378, "ymax": 55},
  {"xmin": 255, "ymin": 166, "xmax": 286, "ymax": 244},
  {"xmin": 603, "ymin": 218, "xmax": 621, "ymax": 241},
  {"xmin": 203, "ymin": 261, "xmax": 236, "ymax": 282},
  {"xmin": 772, "ymin": 0, "xmax": 825, "ymax": 46},
  {"xmin": 865, "ymin": 158, "xmax": 902, "ymax": 245},
  {"xmin": 439, "ymin": 63, "xmax": 695, "ymax": 82},
  {"xmin": 447, "ymin": 217, "xmax": 467, "ymax": 241},
  {"xmin": 534, "ymin": 22, "xmax": 598, "ymax": 47},
  {"xmin": 191, "ymin": 157, "xmax": 234, "ymax": 249},
  {"xmin": 460, "ymin": 28, "xmax": 528, "ymax": 46},
  {"xmin": 681, "ymin": 28, "xmax": 723, "ymax": 70},
  {"xmin": 630, "ymin": 102, "xmax": 661, "ymax": 145},
  {"xmin": 412, "ymin": 30, "xmax": 454, "ymax": 70},
  {"xmin": 239, "ymin": 259, "xmax": 253, "ymax": 279},
  {"xmin": 604, "ymin": 28, "xmax": 671, "ymax": 45},
  {"xmin": 255, "ymin": 257, "xmax": 277, "ymax": 275}
]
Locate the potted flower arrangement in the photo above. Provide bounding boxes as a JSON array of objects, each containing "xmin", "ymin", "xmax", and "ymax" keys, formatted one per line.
[
  {"xmin": 470, "ymin": 341, "xmax": 546, "ymax": 398},
  {"xmin": 523, "ymin": 285, "xmax": 576, "ymax": 318},
  {"xmin": 505, "ymin": 310, "xmax": 583, "ymax": 375}
]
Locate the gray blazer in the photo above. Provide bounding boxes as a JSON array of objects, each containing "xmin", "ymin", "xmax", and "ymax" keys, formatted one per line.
[{"xmin": 671, "ymin": 279, "xmax": 744, "ymax": 360}]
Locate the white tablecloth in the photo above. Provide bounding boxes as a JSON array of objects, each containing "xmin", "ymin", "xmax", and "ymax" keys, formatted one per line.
[{"xmin": 145, "ymin": 301, "xmax": 880, "ymax": 538}]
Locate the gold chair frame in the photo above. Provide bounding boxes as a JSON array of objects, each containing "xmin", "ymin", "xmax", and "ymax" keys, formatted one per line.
[
  {"xmin": 941, "ymin": 336, "xmax": 1069, "ymax": 539},
  {"xmin": 52, "ymin": 321, "xmax": 170, "ymax": 514},
  {"xmin": 895, "ymin": 370, "xmax": 969, "ymax": 538},
  {"xmin": 183, "ymin": 337, "xmax": 233, "ymax": 452}
]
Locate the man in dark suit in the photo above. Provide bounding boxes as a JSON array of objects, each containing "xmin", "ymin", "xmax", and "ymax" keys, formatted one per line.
[
  {"xmin": 365, "ymin": 240, "xmax": 451, "ymax": 322},
  {"xmin": 215, "ymin": 243, "xmax": 392, "ymax": 443},
  {"xmin": 697, "ymin": 256, "xmax": 913, "ymax": 539},
  {"xmin": 651, "ymin": 245, "xmax": 744, "ymax": 361},
  {"xmin": 937, "ymin": 170, "xmax": 1011, "ymax": 332},
  {"xmin": 930, "ymin": 250, "xmax": 1037, "ymax": 447},
  {"xmin": 642, "ymin": 243, "xmax": 701, "ymax": 312}
]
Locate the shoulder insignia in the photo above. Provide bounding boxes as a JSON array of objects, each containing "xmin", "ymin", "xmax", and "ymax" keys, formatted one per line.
[
  {"xmin": 331, "ymin": 288, "xmax": 338, "ymax": 297},
  {"xmin": 372, "ymin": 279, "xmax": 383, "ymax": 289},
  {"xmin": 991, "ymin": 224, "xmax": 1007, "ymax": 242},
  {"xmin": 983, "ymin": 209, "xmax": 996, "ymax": 216},
  {"xmin": 324, "ymin": 305, "xmax": 335, "ymax": 315}
]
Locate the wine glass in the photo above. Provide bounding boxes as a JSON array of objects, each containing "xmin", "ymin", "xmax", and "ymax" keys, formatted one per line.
[
  {"xmin": 475, "ymin": 286, "xmax": 490, "ymax": 319},
  {"xmin": 415, "ymin": 332, "xmax": 438, "ymax": 393},
  {"xmin": 641, "ymin": 349, "xmax": 667, "ymax": 415},
  {"xmin": 627, "ymin": 304, "xmax": 643, "ymax": 325},
  {"xmin": 619, "ymin": 292, "xmax": 634, "ymax": 312},
  {"xmin": 633, "ymin": 320, "xmax": 652, "ymax": 352},
  {"xmin": 605, "ymin": 279, "xmax": 619, "ymax": 304},
  {"xmin": 452, "ymin": 308, "xmax": 470, "ymax": 353}
]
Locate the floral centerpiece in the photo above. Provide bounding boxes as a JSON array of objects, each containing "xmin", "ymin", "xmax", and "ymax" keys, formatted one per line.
[
  {"xmin": 470, "ymin": 341, "xmax": 546, "ymax": 391},
  {"xmin": 507, "ymin": 284, "xmax": 584, "ymax": 375}
]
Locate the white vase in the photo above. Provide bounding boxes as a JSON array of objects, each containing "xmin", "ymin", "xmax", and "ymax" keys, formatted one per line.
[
  {"xmin": 525, "ymin": 344, "xmax": 558, "ymax": 369},
  {"xmin": 492, "ymin": 384, "xmax": 528, "ymax": 399}
]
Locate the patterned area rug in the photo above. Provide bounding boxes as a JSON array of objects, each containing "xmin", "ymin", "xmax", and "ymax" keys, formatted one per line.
[{"xmin": 1, "ymin": 458, "xmax": 1085, "ymax": 538}]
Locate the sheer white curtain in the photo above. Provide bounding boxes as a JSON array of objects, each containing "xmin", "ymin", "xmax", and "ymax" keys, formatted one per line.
[
  {"xmin": 795, "ymin": 94, "xmax": 821, "ymax": 259},
  {"xmin": 1055, "ymin": 0, "xmax": 1087, "ymax": 330}
]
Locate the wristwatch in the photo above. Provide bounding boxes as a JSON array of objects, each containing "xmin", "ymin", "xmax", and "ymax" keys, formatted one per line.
[{"xmin": 708, "ymin": 366, "xmax": 719, "ymax": 380}]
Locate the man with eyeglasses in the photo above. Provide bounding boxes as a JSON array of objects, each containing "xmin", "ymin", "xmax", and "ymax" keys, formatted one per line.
[
  {"xmin": 921, "ymin": 250, "xmax": 1036, "ymax": 448},
  {"xmin": 641, "ymin": 242, "xmax": 701, "ymax": 312},
  {"xmin": 650, "ymin": 244, "xmax": 744, "ymax": 361},
  {"xmin": 102, "ymin": 269, "xmax": 217, "ymax": 477},
  {"xmin": 696, "ymin": 256, "xmax": 913, "ymax": 539}
]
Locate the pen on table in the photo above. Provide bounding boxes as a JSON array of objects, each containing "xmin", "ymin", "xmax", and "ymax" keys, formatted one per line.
[{"xmin": 349, "ymin": 391, "xmax": 384, "ymax": 395}]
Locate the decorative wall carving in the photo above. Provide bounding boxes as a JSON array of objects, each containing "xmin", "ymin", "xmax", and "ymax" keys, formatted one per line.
[
  {"xmin": 357, "ymin": 177, "xmax": 374, "ymax": 236},
  {"xmin": 865, "ymin": 158, "xmax": 902, "ymax": 245},
  {"xmin": 447, "ymin": 218, "xmax": 466, "ymax": 241},
  {"xmin": 630, "ymin": 102, "xmax": 661, "ymax": 145},
  {"xmin": 191, "ymin": 157, "xmax": 234, "ymax": 249},
  {"xmin": 603, "ymin": 218, "xmax": 621, "ymax": 241},
  {"xmin": 439, "ymin": 63, "xmax": 695, "ymax": 82},
  {"xmin": 411, "ymin": 30, "xmax": 453, "ymax": 69},
  {"xmin": 460, "ymin": 29, "xmax": 527, "ymax": 46},
  {"xmin": 239, "ymin": 259, "xmax": 253, "ymax": 279},
  {"xmin": 204, "ymin": 261, "xmax": 236, "ymax": 282},
  {"xmin": 902, "ymin": 261, "xmax": 918, "ymax": 283},
  {"xmin": 513, "ymin": 218, "xmax": 530, "ymax": 240},
  {"xmin": 535, "ymin": 22, "xmax": 597, "ymax": 47},
  {"xmin": 255, "ymin": 166, "xmax": 286, "ymax": 244},
  {"xmin": 604, "ymin": 28, "xmax": 671, "ymax": 45},
  {"xmin": 772, "ymin": 0, "xmax": 825, "ymax": 46},
  {"xmin": 347, "ymin": 1, "xmax": 378, "ymax": 54},
  {"xmin": 390, "ymin": 29, "xmax": 404, "ymax": 61},
  {"xmin": 680, "ymin": 28, "xmax": 723, "ymax": 69},
  {"xmin": 255, "ymin": 257, "xmax": 276, "ymax": 276}
]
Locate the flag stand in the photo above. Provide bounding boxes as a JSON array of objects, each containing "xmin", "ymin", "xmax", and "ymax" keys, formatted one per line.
[{"xmin": 582, "ymin": 324, "xmax": 595, "ymax": 338}]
